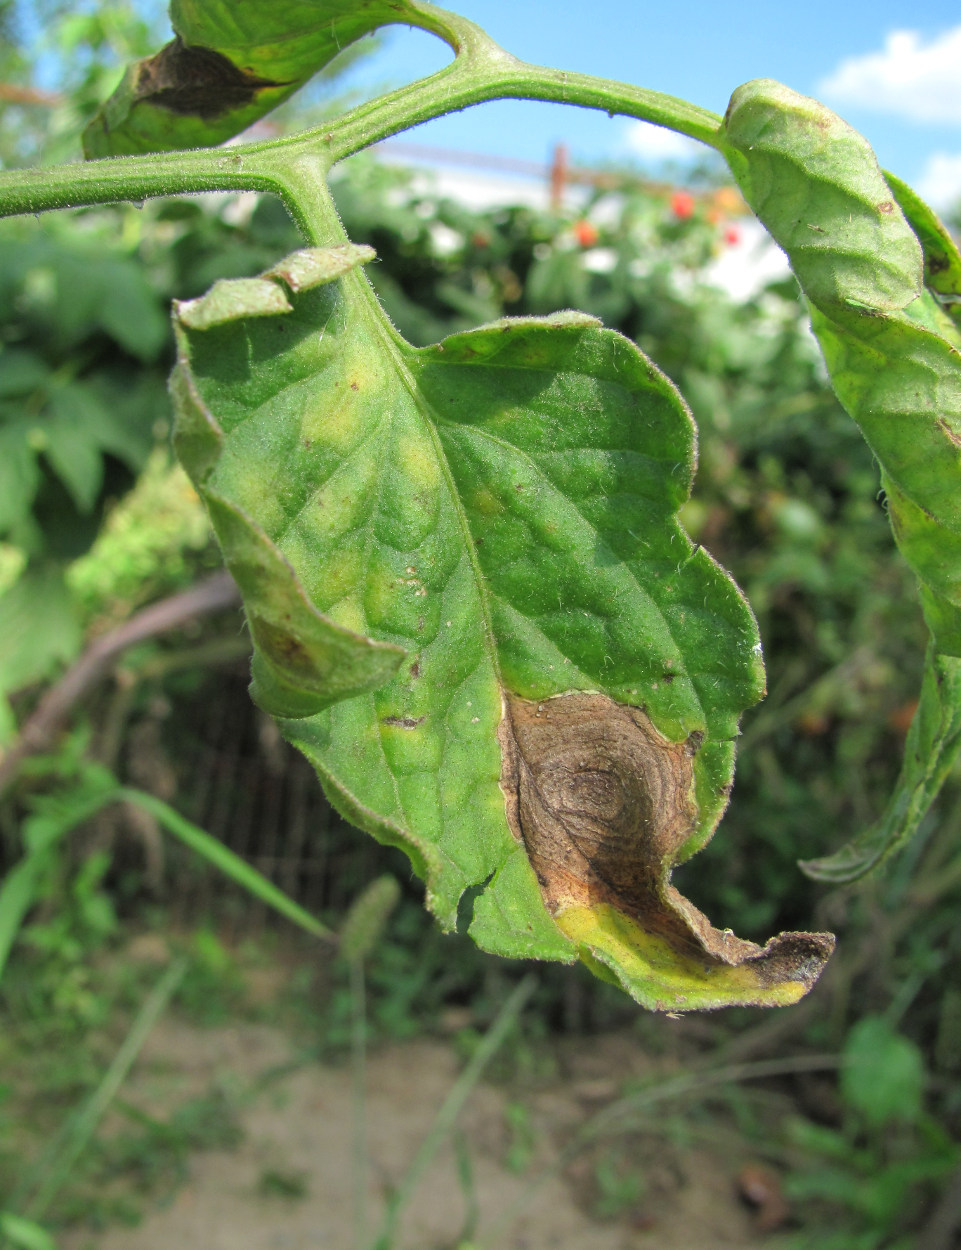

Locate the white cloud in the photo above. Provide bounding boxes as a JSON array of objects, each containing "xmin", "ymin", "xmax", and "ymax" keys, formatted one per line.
[
  {"xmin": 916, "ymin": 152, "xmax": 961, "ymax": 209},
  {"xmin": 819, "ymin": 26, "xmax": 961, "ymax": 125},
  {"xmin": 622, "ymin": 120, "xmax": 703, "ymax": 163}
]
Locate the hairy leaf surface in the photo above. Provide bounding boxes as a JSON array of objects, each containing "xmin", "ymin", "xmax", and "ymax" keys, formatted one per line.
[
  {"xmin": 721, "ymin": 80, "xmax": 961, "ymax": 879},
  {"xmin": 171, "ymin": 244, "xmax": 833, "ymax": 1010},
  {"xmin": 83, "ymin": 0, "xmax": 440, "ymax": 157}
]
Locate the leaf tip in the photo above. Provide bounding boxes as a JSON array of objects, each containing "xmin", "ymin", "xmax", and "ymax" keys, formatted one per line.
[{"xmin": 498, "ymin": 690, "xmax": 833, "ymax": 1010}]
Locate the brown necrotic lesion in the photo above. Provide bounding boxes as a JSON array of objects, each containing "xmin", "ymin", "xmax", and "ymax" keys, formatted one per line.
[
  {"xmin": 136, "ymin": 38, "xmax": 285, "ymax": 120},
  {"xmin": 499, "ymin": 692, "xmax": 698, "ymax": 919},
  {"xmin": 499, "ymin": 690, "xmax": 835, "ymax": 991}
]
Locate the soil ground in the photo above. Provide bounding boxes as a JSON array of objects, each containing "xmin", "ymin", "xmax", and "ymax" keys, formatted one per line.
[{"xmin": 57, "ymin": 1006, "xmax": 781, "ymax": 1250}]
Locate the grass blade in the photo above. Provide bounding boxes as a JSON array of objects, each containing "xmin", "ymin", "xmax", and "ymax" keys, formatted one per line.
[
  {"xmin": 16, "ymin": 958, "xmax": 188, "ymax": 1226},
  {"xmin": 117, "ymin": 787, "xmax": 334, "ymax": 941},
  {"xmin": 367, "ymin": 973, "xmax": 537, "ymax": 1250}
]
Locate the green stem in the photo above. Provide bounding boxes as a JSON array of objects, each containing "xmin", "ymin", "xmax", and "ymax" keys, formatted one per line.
[
  {"xmin": 0, "ymin": 2, "xmax": 720, "ymax": 223},
  {"xmin": 350, "ymin": 957, "xmax": 369, "ymax": 1250},
  {"xmin": 319, "ymin": 0, "xmax": 721, "ymax": 159},
  {"xmin": 269, "ymin": 153, "xmax": 344, "ymax": 246},
  {"xmin": 325, "ymin": 57, "xmax": 721, "ymax": 163},
  {"xmin": 0, "ymin": 146, "xmax": 275, "ymax": 218}
]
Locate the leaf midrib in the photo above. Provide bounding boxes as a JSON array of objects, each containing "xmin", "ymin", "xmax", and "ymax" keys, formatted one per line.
[
  {"xmin": 349, "ymin": 271, "xmax": 505, "ymax": 691},
  {"xmin": 359, "ymin": 284, "xmax": 713, "ymax": 737},
  {"xmin": 443, "ymin": 419, "xmax": 704, "ymax": 704}
]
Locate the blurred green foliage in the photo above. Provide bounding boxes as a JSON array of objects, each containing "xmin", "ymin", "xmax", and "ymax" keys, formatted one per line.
[
  {"xmin": 0, "ymin": 1, "xmax": 164, "ymax": 171},
  {"xmin": 784, "ymin": 1015, "xmax": 958, "ymax": 1249}
]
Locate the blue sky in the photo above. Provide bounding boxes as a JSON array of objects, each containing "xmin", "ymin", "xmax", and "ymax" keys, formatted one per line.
[{"xmin": 331, "ymin": 1, "xmax": 961, "ymax": 207}]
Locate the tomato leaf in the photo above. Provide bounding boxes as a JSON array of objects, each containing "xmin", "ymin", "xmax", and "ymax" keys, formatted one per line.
[
  {"xmin": 885, "ymin": 169, "xmax": 961, "ymax": 319},
  {"xmin": 171, "ymin": 243, "xmax": 833, "ymax": 1011},
  {"xmin": 83, "ymin": 0, "xmax": 442, "ymax": 158},
  {"xmin": 802, "ymin": 645, "xmax": 961, "ymax": 882},
  {"xmin": 721, "ymin": 80, "xmax": 961, "ymax": 881}
]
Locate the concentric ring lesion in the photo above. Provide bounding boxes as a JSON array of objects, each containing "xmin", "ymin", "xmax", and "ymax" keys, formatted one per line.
[{"xmin": 499, "ymin": 691, "xmax": 698, "ymax": 918}]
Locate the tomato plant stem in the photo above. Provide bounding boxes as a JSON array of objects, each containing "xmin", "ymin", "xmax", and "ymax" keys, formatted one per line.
[{"xmin": 0, "ymin": 5, "xmax": 719, "ymax": 222}]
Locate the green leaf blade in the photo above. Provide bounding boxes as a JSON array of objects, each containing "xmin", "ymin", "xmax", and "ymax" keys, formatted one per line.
[
  {"xmin": 721, "ymin": 79, "xmax": 922, "ymax": 316},
  {"xmin": 885, "ymin": 168, "xmax": 961, "ymax": 318},
  {"xmin": 722, "ymin": 79, "xmax": 961, "ymax": 877},
  {"xmin": 802, "ymin": 646, "xmax": 961, "ymax": 882},
  {"xmin": 171, "ymin": 249, "xmax": 408, "ymax": 719},
  {"xmin": 172, "ymin": 248, "xmax": 833, "ymax": 1011}
]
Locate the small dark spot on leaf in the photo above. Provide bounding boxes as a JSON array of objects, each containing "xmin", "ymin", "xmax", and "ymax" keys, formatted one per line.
[
  {"xmin": 685, "ymin": 729, "xmax": 704, "ymax": 756},
  {"xmin": 255, "ymin": 622, "xmax": 311, "ymax": 674},
  {"xmin": 417, "ymin": 616, "xmax": 425, "ymax": 632},
  {"xmin": 275, "ymin": 636, "xmax": 306, "ymax": 663},
  {"xmin": 303, "ymin": 438, "xmax": 312, "ymax": 449},
  {"xmin": 514, "ymin": 483, "xmax": 523, "ymax": 491},
  {"xmin": 929, "ymin": 255, "xmax": 950, "ymax": 274},
  {"xmin": 350, "ymin": 381, "xmax": 359, "ymax": 391},
  {"xmin": 410, "ymin": 661, "xmax": 421, "ymax": 679},
  {"xmin": 135, "ymin": 37, "xmax": 285, "ymax": 120},
  {"xmin": 878, "ymin": 200, "xmax": 894, "ymax": 214},
  {"xmin": 937, "ymin": 415, "xmax": 961, "ymax": 448},
  {"xmin": 381, "ymin": 715, "xmax": 425, "ymax": 729},
  {"xmin": 662, "ymin": 672, "xmax": 675, "ymax": 684}
]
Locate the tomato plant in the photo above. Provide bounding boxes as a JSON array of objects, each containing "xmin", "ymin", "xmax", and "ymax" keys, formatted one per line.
[{"xmin": 2, "ymin": 0, "xmax": 960, "ymax": 1014}]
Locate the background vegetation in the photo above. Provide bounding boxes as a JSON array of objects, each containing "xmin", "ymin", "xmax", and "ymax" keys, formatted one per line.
[{"xmin": 1, "ymin": 5, "xmax": 960, "ymax": 1248}]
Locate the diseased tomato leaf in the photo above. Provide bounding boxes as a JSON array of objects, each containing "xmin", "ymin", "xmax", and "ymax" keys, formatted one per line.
[
  {"xmin": 83, "ymin": 0, "xmax": 446, "ymax": 158},
  {"xmin": 170, "ymin": 242, "xmax": 833, "ymax": 1011},
  {"xmin": 721, "ymin": 80, "xmax": 961, "ymax": 881}
]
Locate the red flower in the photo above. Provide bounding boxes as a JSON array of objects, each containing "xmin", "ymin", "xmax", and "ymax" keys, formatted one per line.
[
  {"xmin": 573, "ymin": 219, "xmax": 599, "ymax": 247},
  {"xmin": 670, "ymin": 190, "xmax": 695, "ymax": 219},
  {"xmin": 724, "ymin": 224, "xmax": 741, "ymax": 245}
]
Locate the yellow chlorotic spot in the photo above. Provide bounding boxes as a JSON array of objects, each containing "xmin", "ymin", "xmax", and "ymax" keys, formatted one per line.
[
  {"xmin": 307, "ymin": 545, "xmax": 363, "ymax": 604},
  {"xmin": 471, "ymin": 486, "xmax": 504, "ymax": 518},
  {"xmin": 397, "ymin": 431, "xmax": 437, "ymax": 495},
  {"xmin": 324, "ymin": 595, "xmax": 366, "ymax": 635},
  {"xmin": 364, "ymin": 561, "xmax": 409, "ymax": 626},
  {"xmin": 301, "ymin": 390, "xmax": 364, "ymax": 454}
]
